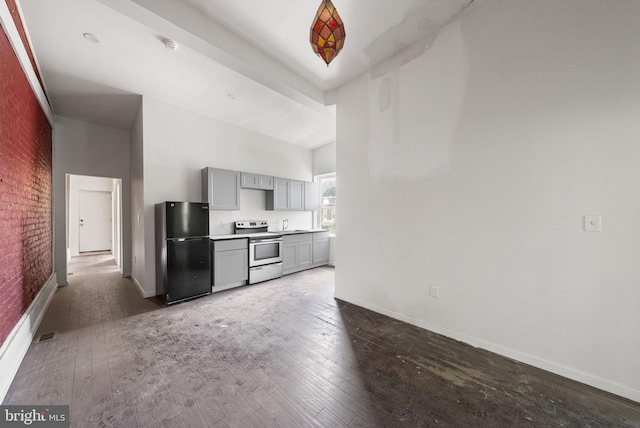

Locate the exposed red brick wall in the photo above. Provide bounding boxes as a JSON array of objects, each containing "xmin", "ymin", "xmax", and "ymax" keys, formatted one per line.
[{"xmin": 0, "ymin": 23, "xmax": 52, "ymax": 347}]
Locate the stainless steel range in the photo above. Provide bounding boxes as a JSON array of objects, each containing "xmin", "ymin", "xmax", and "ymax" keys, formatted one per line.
[{"xmin": 234, "ymin": 221, "xmax": 283, "ymax": 284}]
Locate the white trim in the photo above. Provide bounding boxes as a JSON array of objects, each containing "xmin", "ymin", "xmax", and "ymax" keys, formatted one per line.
[
  {"xmin": 333, "ymin": 293, "xmax": 640, "ymax": 404},
  {"xmin": 0, "ymin": 273, "xmax": 58, "ymax": 403},
  {"xmin": 0, "ymin": 0, "xmax": 54, "ymax": 124},
  {"xmin": 12, "ymin": 0, "xmax": 51, "ymax": 106},
  {"xmin": 132, "ymin": 275, "xmax": 149, "ymax": 298}
]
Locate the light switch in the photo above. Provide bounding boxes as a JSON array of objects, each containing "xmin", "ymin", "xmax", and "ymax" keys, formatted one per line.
[{"xmin": 584, "ymin": 215, "xmax": 601, "ymax": 232}]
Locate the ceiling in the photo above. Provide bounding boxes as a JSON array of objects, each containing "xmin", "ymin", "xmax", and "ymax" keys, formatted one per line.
[{"xmin": 17, "ymin": 0, "xmax": 473, "ymax": 149}]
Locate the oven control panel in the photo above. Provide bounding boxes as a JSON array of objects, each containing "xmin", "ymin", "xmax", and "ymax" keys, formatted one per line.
[{"xmin": 235, "ymin": 220, "xmax": 268, "ymax": 229}]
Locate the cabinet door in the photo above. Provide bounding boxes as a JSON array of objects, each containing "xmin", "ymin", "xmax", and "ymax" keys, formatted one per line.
[
  {"xmin": 202, "ymin": 168, "xmax": 240, "ymax": 210},
  {"xmin": 299, "ymin": 240, "xmax": 313, "ymax": 268},
  {"xmin": 272, "ymin": 178, "xmax": 290, "ymax": 210},
  {"xmin": 258, "ymin": 175, "xmax": 274, "ymax": 190},
  {"xmin": 282, "ymin": 242, "xmax": 298, "ymax": 274},
  {"xmin": 241, "ymin": 172, "xmax": 259, "ymax": 189},
  {"xmin": 313, "ymin": 239, "xmax": 330, "ymax": 265},
  {"xmin": 304, "ymin": 181, "xmax": 320, "ymax": 211},
  {"xmin": 214, "ymin": 249, "xmax": 248, "ymax": 286},
  {"xmin": 289, "ymin": 180, "xmax": 305, "ymax": 211}
]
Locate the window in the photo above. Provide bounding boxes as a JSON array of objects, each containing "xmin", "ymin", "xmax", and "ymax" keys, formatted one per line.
[{"xmin": 315, "ymin": 173, "xmax": 336, "ymax": 234}]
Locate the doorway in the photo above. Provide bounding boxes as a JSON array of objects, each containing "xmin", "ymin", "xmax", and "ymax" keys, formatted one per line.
[{"xmin": 67, "ymin": 174, "xmax": 123, "ymax": 274}]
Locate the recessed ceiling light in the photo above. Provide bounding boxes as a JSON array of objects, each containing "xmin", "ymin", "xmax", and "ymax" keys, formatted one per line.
[
  {"xmin": 83, "ymin": 33, "xmax": 100, "ymax": 44},
  {"xmin": 163, "ymin": 38, "xmax": 178, "ymax": 51}
]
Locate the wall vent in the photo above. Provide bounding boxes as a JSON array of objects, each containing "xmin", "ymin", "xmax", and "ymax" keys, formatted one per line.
[{"xmin": 38, "ymin": 332, "xmax": 55, "ymax": 342}]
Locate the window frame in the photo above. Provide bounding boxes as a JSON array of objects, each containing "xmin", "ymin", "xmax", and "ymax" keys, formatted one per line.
[{"xmin": 314, "ymin": 172, "xmax": 336, "ymax": 235}]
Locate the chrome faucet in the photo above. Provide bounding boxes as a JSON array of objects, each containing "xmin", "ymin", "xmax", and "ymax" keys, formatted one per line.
[{"xmin": 283, "ymin": 219, "xmax": 289, "ymax": 231}]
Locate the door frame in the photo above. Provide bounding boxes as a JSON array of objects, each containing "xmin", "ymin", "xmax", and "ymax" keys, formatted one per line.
[{"xmin": 66, "ymin": 174, "xmax": 124, "ymax": 273}]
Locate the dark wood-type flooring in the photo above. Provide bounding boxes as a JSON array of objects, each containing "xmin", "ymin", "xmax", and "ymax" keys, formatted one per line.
[{"xmin": 4, "ymin": 253, "xmax": 640, "ymax": 427}]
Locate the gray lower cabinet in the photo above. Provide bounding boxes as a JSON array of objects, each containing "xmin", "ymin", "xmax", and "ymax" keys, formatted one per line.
[
  {"xmin": 202, "ymin": 167, "xmax": 240, "ymax": 210},
  {"xmin": 283, "ymin": 232, "xmax": 329, "ymax": 275},
  {"xmin": 282, "ymin": 241, "xmax": 298, "ymax": 273},
  {"xmin": 212, "ymin": 239, "xmax": 248, "ymax": 289},
  {"xmin": 299, "ymin": 240, "xmax": 313, "ymax": 269},
  {"xmin": 283, "ymin": 233, "xmax": 313, "ymax": 275},
  {"xmin": 312, "ymin": 232, "xmax": 330, "ymax": 265}
]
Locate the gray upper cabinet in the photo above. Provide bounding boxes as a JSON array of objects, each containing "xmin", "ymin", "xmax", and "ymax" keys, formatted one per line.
[
  {"xmin": 258, "ymin": 175, "xmax": 274, "ymax": 190},
  {"xmin": 266, "ymin": 177, "xmax": 289, "ymax": 210},
  {"xmin": 304, "ymin": 181, "xmax": 320, "ymax": 211},
  {"xmin": 289, "ymin": 180, "xmax": 304, "ymax": 211},
  {"xmin": 241, "ymin": 172, "xmax": 259, "ymax": 189},
  {"xmin": 203, "ymin": 168, "xmax": 310, "ymax": 211},
  {"xmin": 241, "ymin": 172, "xmax": 274, "ymax": 190},
  {"xmin": 202, "ymin": 167, "xmax": 240, "ymax": 210},
  {"xmin": 267, "ymin": 178, "xmax": 305, "ymax": 211}
]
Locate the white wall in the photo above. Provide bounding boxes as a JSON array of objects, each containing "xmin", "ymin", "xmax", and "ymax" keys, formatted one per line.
[
  {"xmin": 68, "ymin": 175, "xmax": 115, "ymax": 257},
  {"xmin": 138, "ymin": 97, "xmax": 314, "ymax": 297},
  {"xmin": 335, "ymin": 0, "xmax": 640, "ymax": 402},
  {"xmin": 130, "ymin": 103, "xmax": 145, "ymax": 294},
  {"xmin": 54, "ymin": 117, "xmax": 133, "ymax": 285},
  {"xmin": 313, "ymin": 142, "xmax": 336, "ymax": 176}
]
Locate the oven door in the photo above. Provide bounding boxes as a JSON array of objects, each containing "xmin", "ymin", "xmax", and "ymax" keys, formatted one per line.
[{"xmin": 249, "ymin": 238, "xmax": 283, "ymax": 267}]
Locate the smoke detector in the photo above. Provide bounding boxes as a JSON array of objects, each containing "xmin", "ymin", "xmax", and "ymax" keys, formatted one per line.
[{"xmin": 163, "ymin": 38, "xmax": 178, "ymax": 51}]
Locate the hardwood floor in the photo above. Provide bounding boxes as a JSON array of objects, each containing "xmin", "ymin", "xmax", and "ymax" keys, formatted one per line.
[{"xmin": 4, "ymin": 253, "xmax": 640, "ymax": 427}]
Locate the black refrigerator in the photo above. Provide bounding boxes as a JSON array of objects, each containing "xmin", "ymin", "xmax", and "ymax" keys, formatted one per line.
[{"xmin": 155, "ymin": 201, "xmax": 211, "ymax": 304}]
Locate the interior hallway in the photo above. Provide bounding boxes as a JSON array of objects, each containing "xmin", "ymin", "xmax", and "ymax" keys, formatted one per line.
[{"xmin": 4, "ymin": 253, "xmax": 640, "ymax": 427}]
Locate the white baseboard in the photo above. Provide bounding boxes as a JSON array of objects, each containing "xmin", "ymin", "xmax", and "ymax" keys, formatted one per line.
[
  {"xmin": 334, "ymin": 293, "xmax": 640, "ymax": 404},
  {"xmin": 0, "ymin": 273, "xmax": 58, "ymax": 403},
  {"xmin": 131, "ymin": 275, "xmax": 151, "ymax": 298}
]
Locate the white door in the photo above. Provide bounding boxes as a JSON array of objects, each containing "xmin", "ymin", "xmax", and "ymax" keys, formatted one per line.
[{"xmin": 79, "ymin": 190, "xmax": 112, "ymax": 252}]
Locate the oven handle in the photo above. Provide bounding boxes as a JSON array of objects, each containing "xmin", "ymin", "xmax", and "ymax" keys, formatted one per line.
[
  {"xmin": 251, "ymin": 262, "xmax": 284, "ymax": 270},
  {"xmin": 250, "ymin": 238, "xmax": 283, "ymax": 243}
]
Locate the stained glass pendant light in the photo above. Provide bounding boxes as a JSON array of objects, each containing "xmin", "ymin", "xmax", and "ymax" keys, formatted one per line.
[{"xmin": 310, "ymin": 0, "xmax": 346, "ymax": 66}]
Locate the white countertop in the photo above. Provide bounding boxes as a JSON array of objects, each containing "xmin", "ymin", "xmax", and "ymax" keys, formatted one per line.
[
  {"xmin": 209, "ymin": 229, "xmax": 328, "ymax": 240},
  {"xmin": 280, "ymin": 229, "xmax": 328, "ymax": 235},
  {"xmin": 209, "ymin": 232, "xmax": 279, "ymax": 240}
]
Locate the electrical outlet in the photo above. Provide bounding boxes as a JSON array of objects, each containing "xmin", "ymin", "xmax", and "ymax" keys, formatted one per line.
[{"xmin": 429, "ymin": 285, "xmax": 439, "ymax": 299}]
